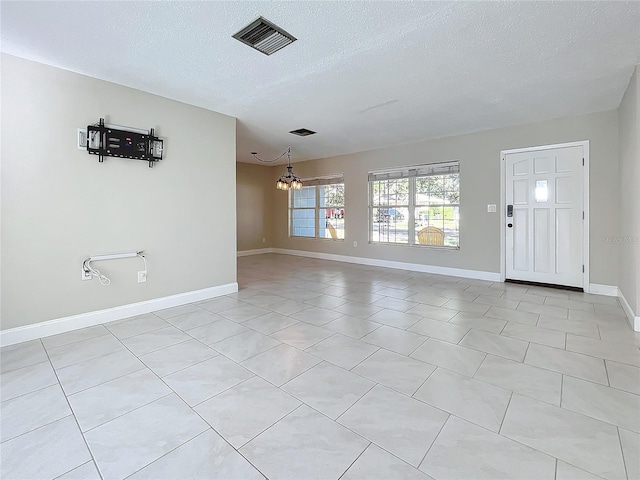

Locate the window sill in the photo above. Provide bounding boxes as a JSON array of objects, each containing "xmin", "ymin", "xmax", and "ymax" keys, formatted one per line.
[
  {"xmin": 369, "ymin": 242, "xmax": 459, "ymax": 250},
  {"xmin": 290, "ymin": 236, "xmax": 345, "ymax": 242}
]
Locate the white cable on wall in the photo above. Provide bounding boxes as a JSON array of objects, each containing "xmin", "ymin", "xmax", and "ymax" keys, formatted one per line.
[
  {"xmin": 82, "ymin": 251, "xmax": 146, "ymax": 285},
  {"xmin": 82, "ymin": 258, "xmax": 112, "ymax": 285}
]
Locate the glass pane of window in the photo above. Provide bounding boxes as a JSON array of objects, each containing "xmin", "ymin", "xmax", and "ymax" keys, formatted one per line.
[
  {"xmin": 413, "ymin": 172, "xmax": 459, "ymax": 247},
  {"xmin": 372, "ymin": 179, "xmax": 409, "ymax": 207},
  {"xmin": 372, "ymin": 207, "xmax": 409, "ymax": 243},
  {"xmin": 416, "ymin": 176, "xmax": 441, "ymax": 205},
  {"xmin": 415, "ymin": 206, "xmax": 459, "ymax": 247},
  {"xmin": 319, "ymin": 184, "xmax": 344, "ymax": 208},
  {"xmin": 292, "ymin": 208, "xmax": 315, "ymax": 237},
  {"xmin": 444, "ymin": 174, "xmax": 460, "ymax": 204},
  {"xmin": 443, "ymin": 206, "xmax": 460, "ymax": 247},
  {"xmin": 320, "ymin": 209, "xmax": 345, "ymax": 239},
  {"xmin": 293, "ymin": 186, "xmax": 316, "ymax": 208},
  {"xmin": 535, "ymin": 180, "xmax": 548, "ymax": 202}
]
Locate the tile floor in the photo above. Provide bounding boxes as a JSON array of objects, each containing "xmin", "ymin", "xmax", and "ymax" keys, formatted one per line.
[{"xmin": 1, "ymin": 253, "xmax": 639, "ymax": 480}]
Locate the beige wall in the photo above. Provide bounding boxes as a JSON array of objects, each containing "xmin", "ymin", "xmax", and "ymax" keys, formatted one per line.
[
  {"xmin": 1, "ymin": 54, "xmax": 237, "ymax": 330},
  {"xmin": 271, "ymin": 110, "xmax": 620, "ymax": 285},
  {"xmin": 237, "ymin": 162, "xmax": 273, "ymax": 251},
  {"xmin": 618, "ymin": 65, "xmax": 640, "ymax": 315}
]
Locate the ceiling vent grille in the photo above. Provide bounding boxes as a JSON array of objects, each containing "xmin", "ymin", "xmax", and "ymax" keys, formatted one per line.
[
  {"xmin": 289, "ymin": 128, "xmax": 316, "ymax": 137},
  {"xmin": 233, "ymin": 17, "xmax": 296, "ymax": 56}
]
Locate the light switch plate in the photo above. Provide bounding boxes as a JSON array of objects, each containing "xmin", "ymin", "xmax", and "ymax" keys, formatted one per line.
[{"xmin": 487, "ymin": 204, "xmax": 497, "ymax": 213}]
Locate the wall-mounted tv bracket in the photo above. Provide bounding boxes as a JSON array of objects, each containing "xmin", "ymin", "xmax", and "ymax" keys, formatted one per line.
[{"xmin": 87, "ymin": 118, "xmax": 164, "ymax": 168}]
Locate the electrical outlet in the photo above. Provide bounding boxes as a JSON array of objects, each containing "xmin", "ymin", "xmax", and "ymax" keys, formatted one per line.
[
  {"xmin": 81, "ymin": 268, "xmax": 92, "ymax": 281},
  {"xmin": 262, "ymin": 238, "xmax": 266, "ymax": 243},
  {"xmin": 138, "ymin": 271, "xmax": 147, "ymax": 283},
  {"xmin": 77, "ymin": 128, "xmax": 87, "ymax": 150},
  {"xmin": 353, "ymin": 241, "xmax": 358, "ymax": 247}
]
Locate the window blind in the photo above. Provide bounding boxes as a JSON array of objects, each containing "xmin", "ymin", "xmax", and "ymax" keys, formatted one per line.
[
  {"xmin": 301, "ymin": 175, "xmax": 344, "ymax": 186},
  {"xmin": 368, "ymin": 162, "xmax": 459, "ymax": 182}
]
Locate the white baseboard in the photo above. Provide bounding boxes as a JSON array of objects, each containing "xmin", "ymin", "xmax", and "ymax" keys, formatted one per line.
[
  {"xmin": 237, "ymin": 248, "xmax": 274, "ymax": 257},
  {"xmin": 0, "ymin": 282, "xmax": 238, "ymax": 347},
  {"xmin": 588, "ymin": 284, "xmax": 619, "ymax": 296},
  {"xmin": 271, "ymin": 248, "xmax": 500, "ymax": 282},
  {"xmin": 618, "ymin": 290, "xmax": 640, "ymax": 332}
]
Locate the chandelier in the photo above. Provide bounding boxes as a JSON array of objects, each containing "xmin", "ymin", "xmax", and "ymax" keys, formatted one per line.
[{"xmin": 251, "ymin": 145, "xmax": 303, "ymax": 191}]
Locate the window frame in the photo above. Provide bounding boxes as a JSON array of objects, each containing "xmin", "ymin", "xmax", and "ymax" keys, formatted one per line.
[
  {"xmin": 368, "ymin": 162, "xmax": 460, "ymax": 249},
  {"xmin": 289, "ymin": 176, "xmax": 345, "ymax": 240}
]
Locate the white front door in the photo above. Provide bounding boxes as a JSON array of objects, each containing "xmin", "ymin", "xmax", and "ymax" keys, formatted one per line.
[{"xmin": 505, "ymin": 145, "xmax": 585, "ymax": 288}]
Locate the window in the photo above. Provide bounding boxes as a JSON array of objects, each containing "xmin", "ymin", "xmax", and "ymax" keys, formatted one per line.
[
  {"xmin": 369, "ymin": 162, "xmax": 459, "ymax": 247},
  {"xmin": 290, "ymin": 177, "xmax": 345, "ymax": 239}
]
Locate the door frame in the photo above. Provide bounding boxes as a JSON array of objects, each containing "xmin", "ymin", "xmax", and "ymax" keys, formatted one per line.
[{"xmin": 499, "ymin": 141, "xmax": 590, "ymax": 291}]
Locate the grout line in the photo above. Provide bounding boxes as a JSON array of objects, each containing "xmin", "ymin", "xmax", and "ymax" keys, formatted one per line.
[
  {"xmin": 406, "ymin": 335, "xmax": 430, "ymax": 357},
  {"xmin": 337, "ymin": 442, "xmax": 372, "ymax": 480},
  {"xmin": 522, "ymin": 342, "xmax": 531, "ymax": 364},
  {"xmin": 114, "ymin": 319, "xmax": 188, "ymax": 339},
  {"xmin": 596, "ymin": 323, "xmax": 604, "ymax": 341},
  {"xmin": 410, "ymin": 363, "xmax": 438, "ymax": 397},
  {"xmin": 41, "ymin": 328, "xmax": 112, "ymax": 351},
  {"xmin": 0, "ymin": 377, "xmax": 60, "ymax": 404},
  {"xmin": 120, "ymin": 337, "xmax": 193, "ymax": 358},
  {"xmin": 616, "ymin": 427, "xmax": 630, "ymax": 480},
  {"xmin": 471, "ymin": 352, "xmax": 488, "ymax": 377},
  {"xmin": 230, "ymin": 401, "xmax": 303, "ymax": 451},
  {"xmin": 56, "ymin": 362, "xmax": 148, "ymax": 398},
  {"xmin": 497, "ymin": 392, "xmax": 514, "ymax": 434},
  {"xmin": 347, "ymin": 347, "xmax": 382, "ymax": 372},
  {"xmin": 144, "ymin": 351, "xmax": 220, "ymax": 380},
  {"xmin": 53, "ymin": 460, "xmax": 98, "ymax": 480},
  {"xmin": 81, "ymin": 392, "xmax": 174, "ymax": 435},
  {"xmin": 331, "ymin": 386, "xmax": 380, "ymax": 426},
  {"xmin": 417, "ymin": 412, "xmax": 451, "ymax": 469},
  {"xmin": 603, "ymin": 359, "xmax": 612, "ymax": 387},
  {"xmin": 189, "ymin": 374, "xmax": 260, "ymax": 409},
  {"xmin": 119, "ymin": 430, "xmax": 212, "ymax": 479},
  {"xmin": 39, "ymin": 338, "xmax": 103, "ymax": 479},
  {"xmin": 0, "ymin": 413, "xmax": 75, "ymax": 445}
]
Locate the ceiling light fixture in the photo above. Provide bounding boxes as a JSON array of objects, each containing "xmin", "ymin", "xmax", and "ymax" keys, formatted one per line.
[{"xmin": 251, "ymin": 145, "xmax": 303, "ymax": 191}]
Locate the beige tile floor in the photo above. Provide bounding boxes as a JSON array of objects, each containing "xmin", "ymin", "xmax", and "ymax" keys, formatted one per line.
[{"xmin": 1, "ymin": 253, "xmax": 639, "ymax": 480}]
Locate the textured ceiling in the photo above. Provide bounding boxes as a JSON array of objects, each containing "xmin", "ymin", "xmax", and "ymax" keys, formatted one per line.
[{"xmin": 2, "ymin": 1, "xmax": 639, "ymax": 165}]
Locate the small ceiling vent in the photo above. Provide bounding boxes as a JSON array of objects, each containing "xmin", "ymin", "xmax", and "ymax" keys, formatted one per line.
[
  {"xmin": 289, "ymin": 128, "xmax": 316, "ymax": 137},
  {"xmin": 233, "ymin": 17, "xmax": 296, "ymax": 56}
]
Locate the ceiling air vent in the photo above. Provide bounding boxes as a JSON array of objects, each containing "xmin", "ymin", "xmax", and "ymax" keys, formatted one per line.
[
  {"xmin": 289, "ymin": 128, "xmax": 316, "ymax": 137},
  {"xmin": 233, "ymin": 17, "xmax": 296, "ymax": 56}
]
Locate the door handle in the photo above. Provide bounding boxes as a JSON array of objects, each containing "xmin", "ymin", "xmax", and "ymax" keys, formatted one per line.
[{"xmin": 507, "ymin": 205, "xmax": 513, "ymax": 217}]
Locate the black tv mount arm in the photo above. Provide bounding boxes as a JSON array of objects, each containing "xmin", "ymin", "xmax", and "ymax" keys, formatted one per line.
[{"xmin": 86, "ymin": 118, "xmax": 164, "ymax": 168}]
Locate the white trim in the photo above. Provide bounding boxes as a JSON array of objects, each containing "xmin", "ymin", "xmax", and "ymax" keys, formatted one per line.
[
  {"xmin": 588, "ymin": 284, "xmax": 619, "ymax": 296},
  {"xmin": 499, "ymin": 141, "xmax": 590, "ymax": 154},
  {"xmin": 237, "ymin": 248, "xmax": 274, "ymax": 257},
  {"xmin": 583, "ymin": 142, "xmax": 591, "ymax": 292},
  {"xmin": 0, "ymin": 283, "xmax": 238, "ymax": 347},
  {"xmin": 500, "ymin": 141, "xmax": 590, "ymax": 290},
  {"xmin": 618, "ymin": 290, "xmax": 640, "ymax": 332},
  {"xmin": 271, "ymin": 248, "xmax": 500, "ymax": 281},
  {"xmin": 500, "ymin": 154, "xmax": 507, "ymax": 282}
]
